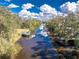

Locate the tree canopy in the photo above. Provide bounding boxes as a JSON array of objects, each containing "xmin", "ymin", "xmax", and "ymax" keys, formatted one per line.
[
  {"xmin": 46, "ymin": 13, "xmax": 79, "ymax": 48},
  {"xmin": 0, "ymin": 6, "xmax": 41, "ymax": 58}
]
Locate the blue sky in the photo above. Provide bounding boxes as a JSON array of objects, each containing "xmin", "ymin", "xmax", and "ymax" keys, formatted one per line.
[
  {"xmin": 0, "ymin": 0, "xmax": 78, "ymax": 13},
  {"xmin": 0, "ymin": 0, "xmax": 79, "ymax": 21}
]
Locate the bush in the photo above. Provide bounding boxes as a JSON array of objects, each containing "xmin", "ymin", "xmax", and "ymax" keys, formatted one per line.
[
  {"xmin": 0, "ymin": 6, "xmax": 41, "ymax": 59},
  {"xmin": 46, "ymin": 13, "xmax": 79, "ymax": 48},
  {"xmin": 0, "ymin": 6, "xmax": 22, "ymax": 59}
]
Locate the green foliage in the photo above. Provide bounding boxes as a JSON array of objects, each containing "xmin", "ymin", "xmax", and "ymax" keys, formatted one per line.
[
  {"xmin": 0, "ymin": 7, "xmax": 22, "ymax": 57},
  {"xmin": 21, "ymin": 19, "xmax": 41, "ymax": 34},
  {"xmin": 0, "ymin": 37, "xmax": 21, "ymax": 56},
  {"xmin": 0, "ymin": 6, "xmax": 41, "ymax": 59},
  {"xmin": 46, "ymin": 13, "xmax": 79, "ymax": 48},
  {"xmin": 0, "ymin": 6, "xmax": 22, "ymax": 58},
  {"xmin": 46, "ymin": 16, "xmax": 65, "ymax": 37}
]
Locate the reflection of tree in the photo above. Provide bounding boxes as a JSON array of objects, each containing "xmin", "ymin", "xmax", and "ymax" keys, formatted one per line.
[{"xmin": 31, "ymin": 40, "xmax": 58, "ymax": 59}]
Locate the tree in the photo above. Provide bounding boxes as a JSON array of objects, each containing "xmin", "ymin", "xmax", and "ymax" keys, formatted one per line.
[
  {"xmin": 46, "ymin": 13, "xmax": 79, "ymax": 48},
  {"xmin": 0, "ymin": 6, "xmax": 22, "ymax": 59},
  {"xmin": 21, "ymin": 19, "xmax": 41, "ymax": 34}
]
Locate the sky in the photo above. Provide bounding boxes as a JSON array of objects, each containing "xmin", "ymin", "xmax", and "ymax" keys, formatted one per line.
[{"xmin": 0, "ymin": 0, "xmax": 79, "ymax": 20}]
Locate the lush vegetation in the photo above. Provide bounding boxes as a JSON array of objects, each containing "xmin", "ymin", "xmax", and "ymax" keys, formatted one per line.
[
  {"xmin": 0, "ymin": 6, "xmax": 40, "ymax": 59},
  {"xmin": 21, "ymin": 19, "xmax": 41, "ymax": 34},
  {"xmin": 46, "ymin": 13, "xmax": 79, "ymax": 48},
  {"xmin": 0, "ymin": 5, "xmax": 79, "ymax": 59},
  {"xmin": 0, "ymin": 6, "xmax": 22, "ymax": 59}
]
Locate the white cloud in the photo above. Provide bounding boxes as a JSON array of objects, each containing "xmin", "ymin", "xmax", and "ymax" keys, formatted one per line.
[
  {"xmin": 22, "ymin": 3, "xmax": 34, "ymax": 10},
  {"xmin": 19, "ymin": 11, "xmax": 54, "ymax": 21},
  {"xmin": 8, "ymin": 3, "xmax": 19, "ymax": 8},
  {"xmin": 76, "ymin": 0, "xmax": 79, "ymax": 12},
  {"xmin": 40, "ymin": 4, "xmax": 57, "ymax": 15},
  {"xmin": 19, "ymin": 4, "xmax": 58, "ymax": 21},
  {"xmin": 60, "ymin": 1, "xmax": 79, "ymax": 13},
  {"xmin": 57, "ymin": 12, "xmax": 63, "ymax": 16},
  {"xmin": 19, "ymin": 9, "xmax": 31, "ymax": 19},
  {"xmin": 38, "ymin": 12, "xmax": 54, "ymax": 21},
  {"xmin": 60, "ymin": 2, "xmax": 77, "ymax": 13},
  {"xmin": 19, "ymin": 3, "xmax": 72, "ymax": 21},
  {"xmin": 57, "ymin": 12, "xmax": 68, "ymax": 17},
  {"xmin": 31, "ymin": 12, "xmax": 39, "ymax": 18},
  {"xmin": 19, "ymin": 9, "xmax": 39, "ymax": 19},
  {"xmin": 38, "ymin": 4, "xmax": 58, "ymax": 21}
]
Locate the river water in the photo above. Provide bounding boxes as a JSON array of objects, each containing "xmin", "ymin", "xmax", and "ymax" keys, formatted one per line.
[{"xmin": 15, "ymin": 24, "xmax": 58, "ymax": 59}]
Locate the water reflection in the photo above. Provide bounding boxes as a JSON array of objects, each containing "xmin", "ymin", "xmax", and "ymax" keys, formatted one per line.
[{"xmin": 15, "ymin": 24, "xmax": 58, "ymax": 59}]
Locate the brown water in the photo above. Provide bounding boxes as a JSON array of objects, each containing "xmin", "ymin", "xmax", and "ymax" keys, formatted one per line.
[{"xmin": 15, "ymin": 37, "xmax": 40, "ymax": 59}]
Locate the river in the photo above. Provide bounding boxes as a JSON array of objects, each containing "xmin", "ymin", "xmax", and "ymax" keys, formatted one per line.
[{"xmin": 15, "ymin": 24, "xmax": 58, "ymax": 59}]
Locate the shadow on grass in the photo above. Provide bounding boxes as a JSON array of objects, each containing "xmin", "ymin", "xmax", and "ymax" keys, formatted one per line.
[{"xmin": 0, "ymin": 54, "xmax": 10, "ymax": 59}]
